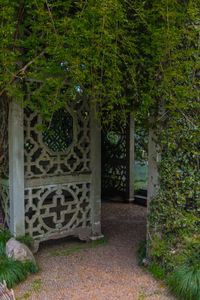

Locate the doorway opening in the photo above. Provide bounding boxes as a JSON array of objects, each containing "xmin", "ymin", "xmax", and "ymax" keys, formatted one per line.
[
  {"xmin": 101, "ymin": 118, "xmax": 148, "ymax": 206},
  {"xmin": 100, "ymin": 117, "xmax": 149, "ymax": 255}
]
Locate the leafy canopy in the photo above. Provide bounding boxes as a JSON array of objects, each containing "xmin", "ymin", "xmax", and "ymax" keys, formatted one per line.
[{"xmin": 0, "ymin": 0, "xmax": 137, "ymax": 120}]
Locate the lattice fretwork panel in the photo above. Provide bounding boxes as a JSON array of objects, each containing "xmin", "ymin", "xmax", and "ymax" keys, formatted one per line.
[
  {"xmin": 102, "ymin": 121, "xmax": 130, "ymax": 199},
  {"xmin": 43, "ymin": 109, "xmax": 74, "ymax": 152},
  {"xmin": 0, "ymin": 182, "xmax": 10, "ymax": 226},
  {"xmin": 0, "ymin": 97, "xmax": 9, "ymax": 178},
  {"xmin": 0, "ymin": 97, "xmax": 9, "ymax": 225},
  {"xmin": 25, "ymin": 183, "xmax": 91, "ymax": 238},
  {"xmin": 24, "ymin": 100, "xmax": 91, "ymax": 178}
]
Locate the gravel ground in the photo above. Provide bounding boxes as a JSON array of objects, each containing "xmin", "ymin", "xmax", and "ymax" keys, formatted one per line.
[{"xmin": 14, "ymin": 202, "xmax": 174, "ymax": 300}]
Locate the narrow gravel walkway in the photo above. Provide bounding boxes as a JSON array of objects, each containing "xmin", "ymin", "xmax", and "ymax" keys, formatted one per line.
[{"xmin": 15, "ymin": 202, "xmax": 174, "ymax": 300}]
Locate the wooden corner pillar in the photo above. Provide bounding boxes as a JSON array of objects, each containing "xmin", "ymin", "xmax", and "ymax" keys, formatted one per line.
[
  {"xmin": 9, "ymin": 101, "xmax": 25, "ymax": 236},
  {"xmin": 90, "ymin": 104, "xmax": 103, "ymax": 240},
  {"xmin": 128, "ymin": 115, "xmax": 135, "ymax": 202}
]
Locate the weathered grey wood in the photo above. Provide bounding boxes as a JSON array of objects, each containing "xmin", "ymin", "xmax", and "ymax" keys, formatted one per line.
[
  {"xmin": 128, "ymin": 115, "xmax": 135, "ymax": 202},
  {"xmin": 90, "ymin": 105, "xmax": 103, "ymax": 239},
  {"xmin": 23, "ymin": 97, "xmax": 96, "ymax": 246},
  {"xmin": 25, "ymin": 174, "xmax": 92, "ymax": 188},
  {"xmin": 9, "ymin": 101, "xmax": 25, "ymax": 236}
]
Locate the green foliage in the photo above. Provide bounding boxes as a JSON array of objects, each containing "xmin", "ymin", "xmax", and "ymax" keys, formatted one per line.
[
  {"xmin": 132, "ymin": 4, "xmax": 200, "ymax": 299},
  {"xmin": 148, "ymin": 262, "xmax": 166, "ymax": 281},
  {"xmin": 0, "ymin": 254, "xmax": 38, "ymax": 288},
  {"xmin": 0, "ymin": 229, "xmax": 12, "ymax": 255},
  {"xmin": 0, "ymin": 1, "xmax": 199, "ymax": 116},
  {"xmin": 0, "ymin": 229, "xmax": 38, "ymax": 288},
  {"xmin": 0, "ymin": 229, "xmax": 12, "ymax": 244},
  {"xmin": 168, "ymin": 266, "xmax": 200, "ymax": 300},
  {"xmin": 16, "ymin": 235, "xmax": 34, "ymax": 249},
  {"xmin": 137, "ymin": 240, "xmax": 147, "ymax": 266},
  {"xmin": 0, "ymin": 0, "xmax": 137, "ymax": 120}
]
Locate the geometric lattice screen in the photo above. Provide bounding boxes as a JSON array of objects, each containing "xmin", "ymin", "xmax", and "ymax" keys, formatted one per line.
[
  {"xmin": 24, "ymin": 101, "xmax": 90, "ymax": 178},
  {"xmin": 24, "ymin": 96, "xmax": 93, "ymax": 241},
  {"xmin": 42, "ymin": 109, "xmax": 74, "ymax": 153},
  {"xmin": 101, "ymin": 119, "xmax": 131, "ymax": 201},
  {"xmin": 0, "ymin": 96, "xmax": 9, "ymax": 226},
  {"xmin": 0, "ymin": 84, "xmax": 102, "ymax": 247},
  {"xmin": 25, "ymin": 183, "xmax": 91, "ymax": 238}
]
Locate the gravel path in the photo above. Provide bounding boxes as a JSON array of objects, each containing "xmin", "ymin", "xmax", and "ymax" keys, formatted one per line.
[{"xmin": 15, "ymin": 202, "xmax": 174, "ymax": 300}]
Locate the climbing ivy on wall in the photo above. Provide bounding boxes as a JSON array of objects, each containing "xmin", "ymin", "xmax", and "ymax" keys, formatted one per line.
[
  {"xmin": 136, "ymin": 0, "xmax": 200, "ymax": 253},
  {"xmin": 133, "ymin": 1, "xmax": 200, "ymax": 297}
]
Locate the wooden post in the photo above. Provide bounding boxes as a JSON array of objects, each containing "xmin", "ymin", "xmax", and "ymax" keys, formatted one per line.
[
  {"xmin": 90, "ymin": 104, "xmax": 103, "ymax": 239},
  {"xmin": 90, "ymin": 106, "xmax": 103, "ymax": 240},
  {"xmin": 128, "ymin": 115, "xmax": 135, "ymax": 202},
  {"xmin": 9, "ymin": 101, "xmax": 25, "ymax": 236}
]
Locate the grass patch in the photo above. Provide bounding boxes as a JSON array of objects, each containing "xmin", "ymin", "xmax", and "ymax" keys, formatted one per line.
[
  {"xmin": 49, "ymin": 237, "xmax": 107, "ymax": 257},
  {"xmin": 16, "ymin": 235, "xmax": 34, "ymax": 249},
  {"xmin": 137, "ymin": 241, "xmax": 200, "ymax": 299},
  {"xmin": 0, "ymin": 254, "xmax": 38, "ymax": 288},
  {"xmin": 0, "ymin": 229, "xmax": 38, "ymax": 288},
  {"xmin": 168, "ymin": 265, "xmax": 200, "ymax": 300}
]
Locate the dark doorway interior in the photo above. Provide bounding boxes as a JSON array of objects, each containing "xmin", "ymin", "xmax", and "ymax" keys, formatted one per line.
[
  {"xmin": 101, "ymin": 120, "xmax": 131, "ymax": 202},
  {"xmin": 101, "ymin": 119, "xmax": 148, "ymax": 206}
]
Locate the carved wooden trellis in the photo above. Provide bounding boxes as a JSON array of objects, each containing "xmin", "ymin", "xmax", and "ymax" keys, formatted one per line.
[
  {"xmin": 101, "ymin": 116, "xmax": 134, "ymax": 201},
  {"xmin": 0, "ymin": 96, "xmax": 10, "ymax": 226},
  {"xmin": 24, "ymin": 98, "xmax": 95, "ymax": 242},
  {"xmin": 0, "ymin": 84, "xmax": 102, "ymax": 249},
  {"xmin": 0, "ymin": 87, "xmax": 164, "ymax": 251}
]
